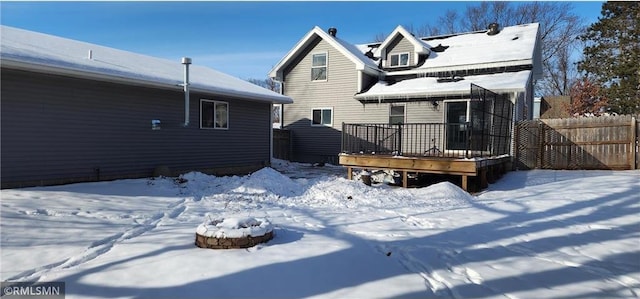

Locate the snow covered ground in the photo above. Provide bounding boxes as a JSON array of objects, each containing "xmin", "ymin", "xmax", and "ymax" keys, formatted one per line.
[{"xmin": 1, "ymin": 160, "xmax": 639, "ymax": 299}]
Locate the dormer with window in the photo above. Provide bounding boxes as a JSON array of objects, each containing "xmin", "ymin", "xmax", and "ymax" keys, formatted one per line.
[{"xmin": 375, "ymin": 25, "xmax": 431, "ymax": 70}]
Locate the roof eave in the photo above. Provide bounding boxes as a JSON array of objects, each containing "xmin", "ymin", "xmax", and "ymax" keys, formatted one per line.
[
  {"xmin": 269, "ymin": 27, "xmax": 323, "ymax": 81},
  {"xmin": 3, "ymin": 59, "xmax": 293, "ymax": 104},
  {"xmin": 1, "ymin": 58, "xmax": 180, "ymax": 90}
]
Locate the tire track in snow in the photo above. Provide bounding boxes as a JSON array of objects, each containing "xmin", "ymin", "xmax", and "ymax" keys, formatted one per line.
[
  {"xmin": 381, "ymin": 244, "xmax": 458, "ymax": 298},
  {"xmin": 377, "ymin": 211, "xmax": 514, "ymax": 298},
  {"xmin": 503, "ymin": 242, "xmax": 640, "ymax": 297},
  {"xmin": 6, "ymin": 199, "xmax": 190, "ymax": 282}
]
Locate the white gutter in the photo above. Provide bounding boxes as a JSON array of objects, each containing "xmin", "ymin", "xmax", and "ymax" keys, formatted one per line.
[{"xmin": 181, "ymin": 57, "xmax": 192, "ymax": 127}]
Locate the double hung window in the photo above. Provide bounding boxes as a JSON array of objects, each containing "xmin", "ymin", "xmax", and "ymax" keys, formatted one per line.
[
  {"xmin": 389, "ymin": 104, "xmax": 405, "ymax": 124},
  {"xmin": 311, "ymin": 52, "xmax": 327, "ymax": 81}
]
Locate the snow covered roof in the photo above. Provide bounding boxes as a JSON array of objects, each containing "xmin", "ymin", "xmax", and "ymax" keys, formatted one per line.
[
  {"xmin": 0, "ymin": 25, "xmax": 292, "ymax": 104},
  {"xmin": 355, "ymin": 70, "xmax": 532, "ymax": 101},
  {"xmin": 269, "ymin": 26, "xmax": 380, "ymax": 81},
  {"xmin": 373, "ymin": 23, "xmax": 541, "ymax": 76}
]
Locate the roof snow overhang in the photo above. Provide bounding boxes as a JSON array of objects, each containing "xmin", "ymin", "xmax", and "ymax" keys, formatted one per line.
[
  {"xmin": 1, "ymin": 25, "xmax": 292, "ymax": 105},
  {"xmin": 1, "ymin": 59, "xmax": 293, "ymax": 104},
  {"xmin": 354, "ymin": 70, "xmax": 532, "ymax": 103},
  {"xmin": 269, "ymin": 26, "xmax": 380, "ymax": 81}
]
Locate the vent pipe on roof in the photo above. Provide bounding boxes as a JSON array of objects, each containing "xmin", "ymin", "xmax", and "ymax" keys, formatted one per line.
[
  {"xmin": 181, "ymin": 57, "xmax": 192, "ymax": 127},
  {"xmin": 487, "ymin": 23, "xmax": 500, "ymax": 35},
  {"xmin": 328, "ymin": 27, "xmax": 337, "ymax": 37},
  {"xmin": 88, "ymin": 50, "xmax": 93, "ymax": 60}
]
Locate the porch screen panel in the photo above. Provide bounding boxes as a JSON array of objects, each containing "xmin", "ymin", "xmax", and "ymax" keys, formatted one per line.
[{"xmin": 470, "ymin": 83, "xmax": 513, "ymax": 157}]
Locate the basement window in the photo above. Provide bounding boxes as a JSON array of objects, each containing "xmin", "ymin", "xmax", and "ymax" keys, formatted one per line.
[
  {"xmin": 389, "ymin": 52, "xmax": 409, "ymax": 67},
  {"xmin": 200, "ymin": 99, "xmax": 229, "ymax": 130},
  {"xmin": 311, "ymin": 107, "xmax": 333, "ymax": 127}
]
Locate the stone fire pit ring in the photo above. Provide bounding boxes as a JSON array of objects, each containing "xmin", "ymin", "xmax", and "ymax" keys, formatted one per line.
[{"xmin": 195, "ymin": 217, "xmax": 274, "ymax": 249}]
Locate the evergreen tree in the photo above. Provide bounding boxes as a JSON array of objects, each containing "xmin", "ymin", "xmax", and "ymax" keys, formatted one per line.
[{"xmin": 577, "ymin": 1, "xmax": 640, "ymax": 115}]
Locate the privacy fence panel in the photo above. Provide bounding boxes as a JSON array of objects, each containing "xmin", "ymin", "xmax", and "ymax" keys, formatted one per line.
[
  {"xmin": 515, "ymin": 116, "xmax": 638, "ymax": 170},
  {"xmin": 272, "ymin": 129, "xmax": 291, "ymax": 160}
]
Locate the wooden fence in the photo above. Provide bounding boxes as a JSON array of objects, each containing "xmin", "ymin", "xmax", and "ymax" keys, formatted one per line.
[
  {"xmin": 515, "ymin": 115, "xmax": 638, "ymax": 170},
  {"xmin": 272, "ymin": 129, "xmax": 291, "ymax": 160}
]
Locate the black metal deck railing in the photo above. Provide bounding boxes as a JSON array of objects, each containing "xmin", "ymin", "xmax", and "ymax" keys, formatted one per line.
[
  {"xmin": 341, "ymin": 84, "xmax": 514, "ymax": 159},
  {"xmin": 341, "ymin": 122, "xmax": 511, "ymax": 159}
]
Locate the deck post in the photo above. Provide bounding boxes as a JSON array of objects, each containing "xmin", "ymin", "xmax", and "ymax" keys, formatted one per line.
[
  {"xmin": 480, "ymin": 168, "xmax": 488, "ymax": 189},
  {"xmin": 461, "ymin": 175, "xmax": 468, "ymax": 191},
  {"xmin": 347, "ymin": 167, "xmax": 352, "ymax": 180},
  {"xmin": 402, "ymin": 171, "xmax": 408, "ymax": 188}
]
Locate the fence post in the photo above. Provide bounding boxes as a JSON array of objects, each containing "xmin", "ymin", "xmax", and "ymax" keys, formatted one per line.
[
  {"xmin": 538, "ymin": 120, "xmax": 545, "ymax": 169},
  {"xmin": 632, "ymin": 117, "xmax": 637, "ymax": 170},
  {"xmin": 341, "ymin": 122, "xmax": 346, "ymax": 154},
  {"xmin": 397, "ymin": 124, "xmax": 403, "ymax": 155},
  {"xmin": 374, "ymin": 125, "xmax": 379, "ymax": 154},
  {"xmin": 466, "ymin": 122, "xmax": 471, "ymax": 159}
]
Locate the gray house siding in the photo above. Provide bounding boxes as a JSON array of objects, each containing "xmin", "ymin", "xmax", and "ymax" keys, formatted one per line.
[
  {"xmin": 385, "ymin": 36, "xmax": 415, "ymax": 67},
  {"xmin": 1, "ymin": 68, "xmax": 271, "ymax": 188}
]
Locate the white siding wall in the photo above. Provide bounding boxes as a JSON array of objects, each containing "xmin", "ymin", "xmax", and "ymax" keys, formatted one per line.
[{"xmin": 385, "ymin": 36, "xmax": 415, "ymax": 67}]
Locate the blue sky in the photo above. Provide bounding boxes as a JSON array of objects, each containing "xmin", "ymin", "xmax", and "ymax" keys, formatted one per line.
[{"xmin": 1, "ymin": 1, "xmax": 604, "ymax": 80}]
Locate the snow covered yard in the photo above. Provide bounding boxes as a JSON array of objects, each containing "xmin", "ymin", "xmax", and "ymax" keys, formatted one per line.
[{"xmin": 1, "ymin": 160, "xmax": 639, "ymax": 299}]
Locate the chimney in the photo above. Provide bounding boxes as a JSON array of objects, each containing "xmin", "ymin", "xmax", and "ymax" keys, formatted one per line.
[
  {"xmin": 487, "ymin": 23, "xmax": 500, "ymax": 36},
  {"xmin": 328, "ymin": 27, "xmax": 337, "ymax": 37}
]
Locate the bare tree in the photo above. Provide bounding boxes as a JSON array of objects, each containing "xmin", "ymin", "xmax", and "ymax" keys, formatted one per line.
[
  {"xmin": 247, "ymin": 77, "xmax": 280, "ymax": 93},
  {"xmin": 438, "ymin": 10, "xmax": 461, "ymax": 34},
  {"xmin": 374, "ymin": 23, "xmax": 440, "ymax": 42},
  {"xmin": 461, "ymin": 2, "xmax": 512, "ymax": 32},
  {"xmin": 428, "ymin": 2, "xmax": 584, "ymax": 96}
]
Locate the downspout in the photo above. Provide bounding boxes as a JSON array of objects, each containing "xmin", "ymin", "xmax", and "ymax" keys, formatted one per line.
[{"xmin": 181, "ymin": 57, "xmax": 192, "ymax": 127}]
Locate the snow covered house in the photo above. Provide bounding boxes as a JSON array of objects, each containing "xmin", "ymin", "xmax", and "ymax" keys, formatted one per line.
[
  {"xmin": 0, "ymin": 26, "xmax": 292, "ymax": 188},
  {"xmin": 269, "ymin": 23, "xmax": 541, "ymax": 190}
]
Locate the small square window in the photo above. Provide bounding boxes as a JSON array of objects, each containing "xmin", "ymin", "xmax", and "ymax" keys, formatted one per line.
[
  {"xmin": 311, "ymin": 53, "xmax": 327, "ymax": 81},
  {"xmin": 389, "ymin": 53, "xmax": 409, "ymax": 67},
  {"xmin": 200, "ymin": 99, "xmax": 229, "ymax": 129},
  {"xmin": 311, "ymin": 108, "xmax": 332, "ymax": 126}
]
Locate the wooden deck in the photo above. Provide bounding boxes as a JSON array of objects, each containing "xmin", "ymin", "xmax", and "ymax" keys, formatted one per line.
[{"xmin": 339, "ymin": 153, "xmax": 510, "ymax": 192}]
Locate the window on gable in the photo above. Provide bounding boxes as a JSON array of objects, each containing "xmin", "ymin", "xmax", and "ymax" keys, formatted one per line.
[
  {"xmin": 311, "ymin": 107, "xmax": 332, "ymax": 126},
  {"xmin": 311, "ymin": 52, "xmax": 327, "ymax": 81},
  {"xmin": 389, "ymin": 104, "xmax": 405, "ymax": 124},
  {"xmin": 389, "ymin": 53, "xmax": 409, "ymax": 67},
  {"xmin": 200, "ymin": 99, "xmax": 229, "ymax": 129}
]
